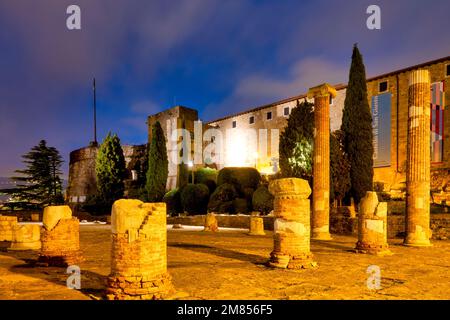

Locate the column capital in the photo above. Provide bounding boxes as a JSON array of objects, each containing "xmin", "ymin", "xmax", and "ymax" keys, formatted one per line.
[{"xmin": 307, "ymin": 83, "xmax": 337, "ymax": 99}]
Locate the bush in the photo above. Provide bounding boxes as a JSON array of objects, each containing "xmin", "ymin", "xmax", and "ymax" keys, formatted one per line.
[
  {"xmin": 81, "ymin": 194, "xmax": 112, "ymax": 216},
  {"xmin": 208, "ymin": 183, "xmax": 238, "ymax": 212},
  {"xmin": 163, "ymin": 189, "xmax": 182, "ymax": 216},
  {"xmin": 252, "ymin": 186, "xmax": 274, "ymax": 215},
  {"xmin": 217, "ymin": 167, "xmax": 261, "ymax": 191},
  {"xmin": 180, "ymin": 184, "xmax": 210, "ymax": 215},
  {"xmin": 233, "ymin": 198, "xmax": 249, "ymax": 214},
  {"xmin": 194, "ymin": 168, "xmax": 218, "ymax": 194}
]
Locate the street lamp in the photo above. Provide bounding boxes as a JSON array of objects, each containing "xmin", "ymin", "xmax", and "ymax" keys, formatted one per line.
[{"xmin": 188, "ymin": 161, "xmax": 194, "ymax": 184}]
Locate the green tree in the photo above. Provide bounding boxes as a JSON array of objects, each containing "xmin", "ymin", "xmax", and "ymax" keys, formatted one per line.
[
  {"xmin": 341, "ymin": 44, "xmax": 374, "ymax": 203},
  {"xmin": 96, "ymin": 133, "xmax": 127, "ymax": 205},
  {"xmin": 279, "ymin": 100, "xmax": 314, "ymax": 180},
  {"xmin": 330, "ymin": 130, "xmax": 351, "ymax": 206},
  {"xmin": 146, "ymin": 121, "xmax": 168, "ymax": 202},
  {"xmin": 2, "ymin": 140, "xmax": 64, "ymax": 209}
]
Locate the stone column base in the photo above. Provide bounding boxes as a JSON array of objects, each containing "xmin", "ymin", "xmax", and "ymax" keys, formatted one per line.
[
  {"xmin": 38, "ymin": 250, "xmax": 83, "ymax": 267},
  {"xmin": 106, "ymin": 272, "xmax": 174, "ymax": 300},
  {"xmin": 268, "ymin": 252, "xmax": 317, "ymax": 269},
  {"xmin": 403, "ymin": 238, "xmax": 432, "ymax": 247},
  {"xmin": 354, "ymin": 241, "xmax": 392, "ymax": 256},
  {"xmin": 311, "ymin": 231, "xmax": 332, "ymax": 241}
]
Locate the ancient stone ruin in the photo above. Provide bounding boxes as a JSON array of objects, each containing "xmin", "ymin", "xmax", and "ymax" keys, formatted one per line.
[
  {"xmin": 307, "ymin": 83, "xmax": 337, "ymax": 240},
  {"xmin": 248, "ymin": 213, "xmax": 265, "ymax": 236},
  {"xmin": 404, "ymin": 69, "xmax": 432, "ymax": 247},
  {"xmin": 204, "ymin": 212, "xmax": 218, "ymax": 232},
  {"xmin": 355, "ymin": 191, "xmax": 391, "ymax": 256},
  {"xmin": 106, "ymin": 199, "xmax": 174, "ymax": 300},
  {"xmin": 39, "ymin": 205, "xmax": 82, "ymax": 267},
  {"xmin": 0, "ymin": 216, "xmax": 18, "ymax": 242},
  {"xmin": 10, "ymin": 224, "xmax": 41, "ymax": 251},
  {"xmin": 268, "ymin": 178, "xmax": 317, "ymax": 269}
]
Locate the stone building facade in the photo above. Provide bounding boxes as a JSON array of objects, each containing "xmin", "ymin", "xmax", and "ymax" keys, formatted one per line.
[{"xmin": 205, "ymin": 56, "xmax": 450, "ymax": 200}]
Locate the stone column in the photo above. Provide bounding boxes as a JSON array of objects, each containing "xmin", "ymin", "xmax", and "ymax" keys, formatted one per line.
[
  {"xmin": 307, "ymin": 83, "xmax": 337, "ymax": 240},
  {"xmin": 248, "ymin": 212, "xmax": 265, "ymax": 236},
  {"xmin": 10, "ymin": 224, "xmax": 41, "ymax": 251},
  {"xmin": 204, "ymin": 212, "xmax": 218, "ymax": 232},
  {"xmin": 39, "ymin": 206, "xmax": 82, "ymax": 267},
  {"xmin": 355, "ymin": 191, "xmax": 391, "ymax": 255},
  {"xmin": 404, "ymin": 69, "xmax": 432, "ymax": 247},
  {"xmin": 106, "ymin": 200, "xmax": 174, "ymax": 300},
  {"xmin": 268, "ymin": 178, "xmax": 317, "ymax": 269}
]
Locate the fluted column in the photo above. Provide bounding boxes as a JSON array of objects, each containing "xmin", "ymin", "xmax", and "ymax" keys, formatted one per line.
[
  {"xmin": 404, "ymin": 70, "xmax": 432, "ymax": 247},
  {"xmin": 307, "ymin": 83, "xmax": 337, "ymax": 240}
]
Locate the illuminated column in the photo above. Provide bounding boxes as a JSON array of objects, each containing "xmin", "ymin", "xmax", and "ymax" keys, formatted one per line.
[
  {"xmin": 307, "ymin": 83, "xmax": 337, "ymax": 240},
  {"xmin": 107, "ymin": 200, "xmax": 174, "ymax": 300},
  {"xmin": 404, "ymin": 70, "xmax": 432, "ymax": 247},
  {"xmin": 39, "ymin": 206, "xmax": 82, "ymax": 267},
  {"xmin": 204, "ymin": 212, "xmax": 218, "ymax": 232},
  {"xmin": 355, "ymin": 191, "xmax": 391, "ymax": 255},
  {"xmin": 248, "ymin": 213, "xmax": 265, "ymax": 236},
  {"xmin": 268, "ymin": 178, "xmax": 317, "ymax": 269}
]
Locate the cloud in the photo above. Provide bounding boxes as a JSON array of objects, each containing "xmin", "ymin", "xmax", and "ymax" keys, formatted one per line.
[{"xmin": 203, "ymin": 57, "xmax": 348, "ymax": 121}]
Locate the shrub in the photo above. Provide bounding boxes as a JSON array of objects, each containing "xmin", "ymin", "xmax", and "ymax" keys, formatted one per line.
[
  {"xmin": 208, "ymin": 183, "xmax": 238, "ymax": 212},
  {"xmin": 195, "ymin": 168, "xmax": 218, "ymax": 184},
  {"xmin": 81, "ymin": 194, "xmax": 112, "ymax": 216},
  {"xmin": 233, "ymin": 198, "xmax": 249, "ymax": 214},
  {"xmin": 163, "ymin": 189, "xmax": 182, "ymax": 216},
  {"xmin": 218, "ymin": 201, "xmax": 235, "ymax": 214},
  {"xmin": 217, "ymin": 167, "xmax": 261, "ymax": 191},
  {"xmin": 201, "ymin": 179, "xmax": 217, "ymax": 195},
  {"xmin": 180, "ymin": 184, "xmax": 210, "ymax": 215},
  {"xmin": 252, "ymin": 185, "xmax": 274, "ymax": 215}
]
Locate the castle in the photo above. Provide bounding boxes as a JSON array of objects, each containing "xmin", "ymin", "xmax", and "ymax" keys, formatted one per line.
[{"xmin": 67, "ymin": 55, "xmax": 450, "ymax": 204}]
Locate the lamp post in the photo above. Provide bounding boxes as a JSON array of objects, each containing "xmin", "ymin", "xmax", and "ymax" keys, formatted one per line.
[{"xmin": 188, "ymin": 161, "xmax": 194, "ymax": 184}]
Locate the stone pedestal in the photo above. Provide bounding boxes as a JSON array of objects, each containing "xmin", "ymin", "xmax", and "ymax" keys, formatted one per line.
[
  {"xmin": 404, "ymin": 70, "xmax": 432, "ymax": 247},
  {"xmin": 10, "ymin": 224, "xmax": 41, "ymax": 251},
  {"xmin": 31, "ymin": 213, "xmax": 40, "ymax": 222},
  {"xmin": 268, "ymin": 178, "xmax": 317, "ymax": 269},
  {"xmin": 0, "ymin": 216, "xmax": 18, "ymax": 241},
  {"xmin": 204, "ymin": 213, "xmax": 218, "ymax": 232},
  {"xmin": 106, "ymin": 200, "xmax": 174, "ymax": 300},
  {"xmin": 307, "ymin": 83, "xmax": 337, "ymax": 240},
  {"xmin": 39, "ymin": 206, "xmax": 82, "ymax": 267},
  {"xmin": 248, "ymin": 213, "xmax": 265, "ymax": 236},
  {"xmin": 355, "ymin": 192, "xmax": 391, "ymax": 255}
]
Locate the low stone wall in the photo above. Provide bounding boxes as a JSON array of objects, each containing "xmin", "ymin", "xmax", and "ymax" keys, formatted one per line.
[
  {"xmin": 167, "ymin": 214, "xmax": 275, "ymax": 231},
  {"xmin": 170, "ymin": 213, "xmax": 450, "ymax": 240},
  {"xmin": 331, "ymin": 214, "xmax": 450, "ymax": 240}
]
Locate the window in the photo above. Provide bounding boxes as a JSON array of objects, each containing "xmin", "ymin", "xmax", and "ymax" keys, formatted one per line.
[
  {"xmin": 329, "ymin": 95, "xmax": 334, "ymax": 105},
  {"xmin": 266, "ymin": 111, "xmax": 272, "ymax": 120},
  {"xmin": 283, "ymin": 107, "xmax": 290, "ymax": 116},
  {"xmin": 379, "ymin": 80, "xmax": 388, "ymax": 93},
  {"xmin": 249, "ymin": 116, "xmax": 255, "ymax": 124},
  {"xmin": 232, "ymin": 120, "xmax": 237, "ymax": 128},
  {"xmin": 446, "ymin": 64, "xmax": 450, "ymax": 77}
]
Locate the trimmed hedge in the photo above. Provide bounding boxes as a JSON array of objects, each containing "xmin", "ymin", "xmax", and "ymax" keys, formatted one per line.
[
  {"xmin": 163, "ymin": 188, "xmax": 182, "ymax": 215},
  {"xmin": 252, "ymin": 185, "xmax": 274, "ymax": 215},
  {"xmin": 208, "ymin": 183, "xmax": 238, "ymax": 213},
  {"xmin": 233, "ymin": 198, "xmax": 249, "ymax": 214},
  {"xmin": 180, "ymin": 184, "xmax": 210, "ymax": 215},
  {"xmin": 217, "ymin": 167, "xmax": 261, "ymax": 190}
]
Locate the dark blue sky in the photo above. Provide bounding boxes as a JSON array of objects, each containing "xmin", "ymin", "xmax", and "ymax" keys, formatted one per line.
[{"xmin": 0, "ymin": 0, "xmax": 449, "ymax": 177}]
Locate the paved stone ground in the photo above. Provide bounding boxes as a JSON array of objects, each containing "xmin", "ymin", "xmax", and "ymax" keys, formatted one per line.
[{"xmin": 0, "ymin": 224, "xmax": 449, "ymax": 300}]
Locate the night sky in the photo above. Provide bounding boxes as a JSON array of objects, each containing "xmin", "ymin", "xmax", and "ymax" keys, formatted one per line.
[{"xmin": 0, "ymin": 0, "xmax": 449, "ymax": 177}]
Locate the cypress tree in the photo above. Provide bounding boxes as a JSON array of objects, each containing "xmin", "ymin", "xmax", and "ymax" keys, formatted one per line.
[
  {"xmin": 330, "ymin": 130, "xmax": 351, "ymax": 206},
  {"xmin": 279, "ymin": 100, "xmax": 314, "ymax": 180},
  {"xmin": 341, "ymin": 44, "xmax": 374, "ymax": 203},
  {"xmin": 96, "ymin": 133, "xmax": 127, "ymax": 205},
  {"xmin": 146, "ymin": 121, "xmax": 168, "ymax": 202},
  {"xmin": 2, "ymin": 140, "xmax": 64, "ymax": 209}
]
